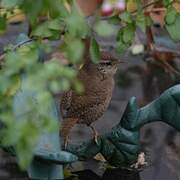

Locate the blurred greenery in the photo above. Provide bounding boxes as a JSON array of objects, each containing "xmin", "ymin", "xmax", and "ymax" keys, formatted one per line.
[{"xmin": 0, "ymin": 0, "xmax": 179, "ymax": 170}]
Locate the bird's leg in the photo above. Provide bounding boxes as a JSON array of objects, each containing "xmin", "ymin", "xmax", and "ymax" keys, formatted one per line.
[
  {"xmin": 89, "ymin": 125, "xmax": 99, "ymax": 144},
  {"xmin": 64, "ymin": 135, "xmax": 69, "ymax": 149},
  {"xmin": 61, "ymin": 118, "xmax": 79, "ymax": 149}
]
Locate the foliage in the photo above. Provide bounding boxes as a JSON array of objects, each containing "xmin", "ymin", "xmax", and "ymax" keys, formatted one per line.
[
  {"xmin": 0, "ymin": 0, "xmax": 85, "ymax": 169},
  {"xmin": 0, "ymin": 0, "xmax": 179, "ymax": 169}
]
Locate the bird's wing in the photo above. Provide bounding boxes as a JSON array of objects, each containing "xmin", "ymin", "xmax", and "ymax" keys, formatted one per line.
[
  {"xmin": 71, "ymin": 92, "xmax": 106, "ymax": 109},
  {"xmin": 62, "ymin": 92, "xmax": 105, "ymax": 112},
  {"xmin": 61, "ymin": 87, "xmax": 108, "ymax": 120},
  {"xmin": 60, "ymin": 90, "xmax": 72, "ymax": 118}
]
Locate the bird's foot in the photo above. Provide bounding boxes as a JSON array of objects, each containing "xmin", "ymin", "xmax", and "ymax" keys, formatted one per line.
[
  {"xmin": 94, "ymin": 132, "xmax": 99, "ymax": 145},
  {"xmin": 90, "ymin": 125, "xmax": 99, "ymax": 145},
  {"xmin": 64, "ymin": 136, "xmax": 70, "ymax": 150}
]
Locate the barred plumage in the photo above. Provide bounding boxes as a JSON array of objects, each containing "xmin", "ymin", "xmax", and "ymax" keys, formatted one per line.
[{"xmin": 60, "ymin": 51, "xmax": 120, "ymax": 146}]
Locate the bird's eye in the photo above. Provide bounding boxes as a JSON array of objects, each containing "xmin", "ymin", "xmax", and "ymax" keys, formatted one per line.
[
  {"xmin": 101, "ymin": 61, "xmax": 112, "ymax": 66},
  {"xmin": 68, "ymin": 63, "xmax": 73, "ymax": 67},
  {"xmin": 105, "ymin": 62, "xmax": 112, "ymax": 66}
]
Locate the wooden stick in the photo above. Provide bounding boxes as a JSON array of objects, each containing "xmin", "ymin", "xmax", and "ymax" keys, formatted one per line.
[{"xmin": 0, "ymin": 54, "xmax": 4, "ymax": 62}]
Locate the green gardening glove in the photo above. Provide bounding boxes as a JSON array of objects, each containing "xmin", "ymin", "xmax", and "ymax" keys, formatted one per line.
[
  {"xmin": 67, "ymin": 97, "xmax": 140, "ymax": 168},
  {"xmin": 121, "ymin": 84, "xmax": 180, "ymax": 131},
  {"xmin": 67, "ymin": 85, "xmax": 180, "ymax": 168}
]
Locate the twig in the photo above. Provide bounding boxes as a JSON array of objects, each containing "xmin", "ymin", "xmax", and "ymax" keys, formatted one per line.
[
  {"xmin": 0, "ymin": 54, "xmax": 4, "ymax": 62},
  {"xmin": 132, "ymin": 0, "xmax": 161, "ymax": 14},
  {"xmin": 135, "ymin": 0, "xmax": 179, "ymax": 14},
  {"xmin": 0, "ymin": 38, "xmax": 33, "ymax": 64},
  {"xmin": 100, "ymin": 0, "xmax": 161, "ymax": 21},
  {"xmin": 6, "ymin": 12, "xmax": 25, "ymax": 21},
  {"xmin": 146, "ymin": 7, "xmax": 166, "ymax": 13},
  {"xmin": 12, "ymin": 39, "xmax": 33, "ymax": 51},
  {"xmin": 162, "ymin": 59, "xmax": 180, "ymax": 76}
]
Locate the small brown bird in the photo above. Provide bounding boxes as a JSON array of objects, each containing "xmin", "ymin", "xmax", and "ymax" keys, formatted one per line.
[{"xmin": 60, "ymin": 50, "xmax": 121, "ymax": 147}]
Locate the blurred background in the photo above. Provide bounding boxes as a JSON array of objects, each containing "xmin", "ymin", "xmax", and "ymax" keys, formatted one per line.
[{"xmin": 0, "ymin": 2, "xmax": 180, "ymax": 179}]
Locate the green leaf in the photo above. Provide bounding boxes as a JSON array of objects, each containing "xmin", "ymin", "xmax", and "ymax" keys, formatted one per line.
[
  {"xmin": 0, "ymin": 16, "xmax": 7, "ymax": 32},
  {"xmin": 48, "ymin": 0, "xmax": 68, "ymax": 18},
  {"xmin": 163, "ymin": 0, "xmax": 172, "ymax": 7},
  {"xmin": 90, "ymin": 38, "xmax": 100, "ymax": 64},
  {"xmin": 0, "ymin": 0, "xmax": 91, "ymax": 171},
  {"xmin": 136, "ymin": 13, "xmax": 146, "ymax": 32},
  {"xmin": 119, "ymin": 12, "xmax": 132, "ymax": 23},
  {"xmin": 108, "ymin": 15, "xmax": 121, "ymax": 24},
  {"xmin": 48, "ymin": 19, "xmax": 65, "ymax": 31},
  {"xmin": 20, "ymin": 0, "xmax": 43, "ymax": 25},
  {"xmin": 32, "ymin": 23, "xmax": 53, "ymax": 38},
  {"xmin": 65, "ymin": 38, "xmax": 84, "ymax": 64},
  {"xmin": 166, "ymin": 13, "xmax": 180, "ymax": 42},
  {"xmin": 116, "ymin": 24, "xmax": 135, "ymax": 55},
  {"xmin": 94, "ymin": 21, "xmax": 116, "ymax": 36},
  {"xmin": 1, "ymin": 0, "xmax": 20, "ymax": 8},
  {"xmin": 165, "ymin": 7, "xmax": 177, "ymax": 25},
  {"xmin": 145, "ymin": 15, "xmax": 153, "ymax": 26},
  {"xmin": 116, "ymin": 40, "xmax": 130, "ymax": 55},
  {"xmin": 122, "ymin": 24, "xmax": 135, "ymax": 44},
  {"xmin": 65, "ymin": 5, "xmax": 88, "ymax": 38}
]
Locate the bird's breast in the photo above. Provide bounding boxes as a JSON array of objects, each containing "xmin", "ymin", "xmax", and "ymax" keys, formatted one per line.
[{"xmin": 77, "ymin": 79, "xmax": 115, "ymax": 125}]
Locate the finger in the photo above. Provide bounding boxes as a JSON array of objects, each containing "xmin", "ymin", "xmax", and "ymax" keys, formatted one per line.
[
  {"xmin": 120, "ymin": 96, "xmax": 139, "ymax": 130},
  {"xmin": 66, "ymin": 138, "xmax": 101, "ymax": 160}
]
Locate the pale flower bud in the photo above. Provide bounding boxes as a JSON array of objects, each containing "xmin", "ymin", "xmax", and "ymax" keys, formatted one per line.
[
  {"xmin": 101, "ymin": 1, "xmax": 113, "ymax": 16},
  {"xmin": 115, "ymin": 0, "xmax": 125, "ymax": 11}
]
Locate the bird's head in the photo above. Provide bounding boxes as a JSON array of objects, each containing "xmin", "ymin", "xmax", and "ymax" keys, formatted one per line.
[
  {"xmin": 96, "ymin": 51, "xmax": 122, "ymax": 77},
  {"xmin": 82, "ymin": 50, "xmax": 123, "ymax": 78}
]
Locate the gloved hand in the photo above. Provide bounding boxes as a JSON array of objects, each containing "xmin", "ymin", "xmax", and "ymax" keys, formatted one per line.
[
  {"xmin": 121, "ymin": 84, "xmax": 180, "ymax": 131},
  {"xmin": 67, "ymin": 97, "xmax": 140, "ymax": 168},
  {"xmin": 67, "ymin": 85, "xmax": 180, "ymax": 168}
]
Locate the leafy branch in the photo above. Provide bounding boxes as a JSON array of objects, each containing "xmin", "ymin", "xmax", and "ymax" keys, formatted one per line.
[{"xmin": 0, "ymin": 0, "xmax": 180, "ymax": 170}]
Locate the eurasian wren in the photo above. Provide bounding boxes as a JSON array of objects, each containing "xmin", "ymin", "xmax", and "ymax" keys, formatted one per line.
[{"xmin": 61, "ymin": 51, "xmax": 120, "ymax": 146}]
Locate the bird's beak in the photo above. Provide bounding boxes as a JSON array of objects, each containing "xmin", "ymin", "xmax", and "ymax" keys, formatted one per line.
[{"xmin": 113, "ymin": 59, "xmax": 125, "ymax": 64}]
